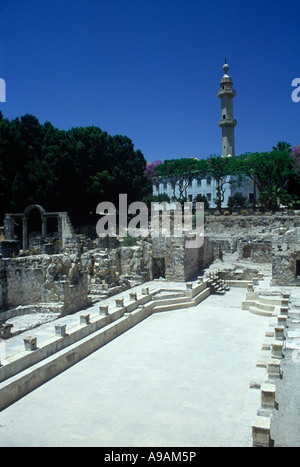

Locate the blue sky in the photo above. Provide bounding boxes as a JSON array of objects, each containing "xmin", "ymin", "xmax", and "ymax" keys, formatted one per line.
[{"xmin": 0, "ymin": 0, "xmax": 299, "ymax": 162}]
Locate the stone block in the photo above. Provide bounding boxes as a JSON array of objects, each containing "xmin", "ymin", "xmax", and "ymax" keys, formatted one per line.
[
  {"xmin": 280, "ymin": 306, "xmax": 289, "ymax": 316},
  {"xmin": 271, "ymin": 341, "xmax": 283, "ymax": 358},
  {"xmin": 115, "ymin": 298, "xmax": 124, "ymax": 307},
  {"xmin": 267, "ymin": 358, "xmax": 281, "ymax": 380},
  {"xmin": 277, "ymin": 315, "xmax": 287, "ymax": 326},
  {"xmin": 261, "ymin": 383, "xmax": 276, "ymax": 409},
  {"xmin": 129, "ymin": 292, "xmax": 138, "ymax": 301},
  {"xmin": 0, "ymin": 323, "xmax": 13, "ymax": 339},
  {"xmin": 80, "ymin": 313, "xmax": 90, "ymax": 325},
  {"xmin": 252, "ymin": 416, "xmax": 271, "ymax": 447},
  {"xmin": 55, "ymin": 324, "xmax": 67, "ymax": 337},
  {"xmin": 99, "ymin": 305, "xmax": 109, "ymax": 315},
  {"xmin": 142, "ymin": 288, "xmax": 149, "ymax": 295},
  {"xmin": 275, "ymin": 325, "xmax": 285, "ymax": 341},
  {"xmin": 23, "ymin": 336, "xmax": 37, "ymax": 351}
]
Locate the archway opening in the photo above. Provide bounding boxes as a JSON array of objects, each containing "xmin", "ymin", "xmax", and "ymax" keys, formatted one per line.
[{"xmin": 153, "ymin": 258, "xmax": 166, "ymax": 279}]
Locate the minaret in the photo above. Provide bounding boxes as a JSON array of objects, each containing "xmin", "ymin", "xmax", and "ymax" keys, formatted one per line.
[{"xmin": 217, "ymin": 59, "xmax": 237, "ymax": 157}]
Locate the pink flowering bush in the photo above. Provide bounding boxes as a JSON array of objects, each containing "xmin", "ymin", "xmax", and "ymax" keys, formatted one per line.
[{"xmin": 290, "ymin": 145, "xmax": 300, "ymax": 174}]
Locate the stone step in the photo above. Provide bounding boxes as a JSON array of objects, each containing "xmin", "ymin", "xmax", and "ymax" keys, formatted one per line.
[
  {"xmin": 0, "ymin": 281, "xmax": 212, "ymax": 411},
  {"xmin": 0, "ymin": 306, "xmax": 152, "ymax": 412},
  {"xmin": 253, "ymin": 301, "xmax": 275, "ymax": 312},
  {"xmin": 152, "ymin": 292, "xmax": 186, "ymax": 300},
  {"xmin": 151, "ymin": 296, "xmax": 195, "ymax": 309},
  {"xmin": 152, "ymin": 301, "xmax": 196, "ymax": 313},
  {"xmin": 258, "ymin": 296, "xmax": 285, "ymax": 306},
  {"xmin": 249, "ymin": 306, "xmax": 274, "ymax": 317}
]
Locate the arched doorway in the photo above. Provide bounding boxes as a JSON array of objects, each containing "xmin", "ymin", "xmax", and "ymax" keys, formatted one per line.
[{"xmin": 22, "ymin": 205, "xmax": 47, "ymax": 250}]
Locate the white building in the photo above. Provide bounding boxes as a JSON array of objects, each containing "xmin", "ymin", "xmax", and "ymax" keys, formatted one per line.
[{"xmin": 152, "ymin": 60, "xmax": 254, "ymax": 208}]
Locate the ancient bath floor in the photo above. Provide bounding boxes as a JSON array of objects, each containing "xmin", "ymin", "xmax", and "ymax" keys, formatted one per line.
[{"xmin": 0, "ymin": 285, "xmax": 273, "ymax": 447}]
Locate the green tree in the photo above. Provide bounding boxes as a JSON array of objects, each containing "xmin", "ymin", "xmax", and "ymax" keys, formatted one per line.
[
  {"xmin": 272, "ymin": 141, "xmax": 292, "ymax": 152},
  {"xmin": 238, "ymin": 150, "xmax": 297, "ymax": 211},
  {"xmin": 155, "ymin": 158, "xmax": 203, "ymax": 201},
  {"xmin": 0, "ymin": 113, "xmax": 151, "ymax": 226},
  {"xmin": 205, "ymin": 156, "xmax": 239, "ymax": 213}
]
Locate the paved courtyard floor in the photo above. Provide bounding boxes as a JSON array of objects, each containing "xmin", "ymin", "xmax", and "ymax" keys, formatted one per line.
[{"xmin": 0, "ymin": 286, "xmax": 271, "ymax": 447}]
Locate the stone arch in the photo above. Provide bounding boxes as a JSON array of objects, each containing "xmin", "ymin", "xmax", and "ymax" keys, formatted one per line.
[
  {"xmin": 22, "ymin": 204, "xmax": 47, "ymax": 251},
  {"xmin": 23, "ymin": 204, "xmax": 46, "ymax": 217}
]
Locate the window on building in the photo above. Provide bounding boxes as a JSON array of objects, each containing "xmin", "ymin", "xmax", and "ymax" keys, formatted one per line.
[
  {"xmin": 206, "ymin": 177, "xmax": 211, "ymax": 186},
  {"xmin": 223, "ymin": 115, "xmax": 226, "ymax": 119},
  {"xmin": 197, "ymin": 179, "xmax": 202, "ymax": 188},
  {"xmin": 163, "ymin": 182, "xmax": 168, "ymax": 191},
  {"xmin": 207, "ymin": 193, "xmax": 211, "ymax": 201},
  {"xmin": 188, "ymin": 195, "xmax": 193, "ymax": 202}
]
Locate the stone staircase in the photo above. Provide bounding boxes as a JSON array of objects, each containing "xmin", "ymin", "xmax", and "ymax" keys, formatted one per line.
[
  {"xmin": 0, "ymin": 279, "xmax": 211, "ymax": 411},
  {"xmin": 206, "ymin": 271, "xmax": 230, "ymax": 295},
  {"xmin": 242, "ymin": 283, "xmax": 290, "ymax": 318}
]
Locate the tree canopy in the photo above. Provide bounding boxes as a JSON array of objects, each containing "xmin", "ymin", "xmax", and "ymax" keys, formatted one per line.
[
  {"xmin": 152, "ymin": 147, "xmax": 300, "ymax": 211},
  {"xmin": 0, "ymin": 112, "xmax": 152, "ymax": 226}
]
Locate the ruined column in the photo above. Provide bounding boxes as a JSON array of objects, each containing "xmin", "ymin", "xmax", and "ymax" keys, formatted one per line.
[
  {"xmin": 22, "ymin": 217, "xmax": 28, "ymax": 250},
  {"xmin": 41, "ymin": 215, "xmax": 47, "ymax": 237}
]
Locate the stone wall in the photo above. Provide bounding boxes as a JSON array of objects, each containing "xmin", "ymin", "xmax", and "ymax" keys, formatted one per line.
[
  {"xmin": 0, "ymin": 254, "xmax": 90, "ymax": 313},
  {"xmin": 237, "ymin": 239, "xmax": 273, "ymax": 263},
  {"xmin": 63, "ymin": 272, "xmax": 89, "ymax": 314},
  {"xmin": 0, "ymin": 259, "xmax": 7, "ymax": 307},
  {"xmin": 3, "ymin": 212, "xmax": 299, "ymax": 314},
  {"xmin": 271, "ymin": 248, "xmax": 300, "ymax": 286},
  {"xmin": 205, "ymin": 213, "xmax": 300, "ymax": 236}
]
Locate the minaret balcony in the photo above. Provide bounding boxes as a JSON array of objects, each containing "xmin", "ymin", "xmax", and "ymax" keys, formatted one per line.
[
  {"xmin": 217, "ymin": 88, "xmax": 236, "ymax": 98},
  {"xmin": 218, "ymin": 118, "xmax": 237, "ymax": 128}
]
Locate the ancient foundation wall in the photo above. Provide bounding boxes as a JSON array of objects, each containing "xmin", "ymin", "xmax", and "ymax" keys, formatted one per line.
[
  {"xmin": 205, "ymin": 213, "xmax": 299, "ymax": 235},
  {"xmin": 271, "ymin": 250, "xmax": 300, "ymax": 286},
  {"xmin": 0, "ymin": 254, "xmax": 90, "ymax": 313}
]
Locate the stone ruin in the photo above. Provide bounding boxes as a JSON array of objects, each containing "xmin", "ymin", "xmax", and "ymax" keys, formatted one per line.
[
  {"xmin": 3, "ymin": 204, "xmax": 75, "ymax": 254},
  {"xmin": 0, "ymin": 204, "xmax": 299, "ymax": 339}
]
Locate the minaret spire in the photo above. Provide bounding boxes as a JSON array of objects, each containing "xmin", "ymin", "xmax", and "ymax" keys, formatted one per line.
[{"xmin": 217, "ymin": 59, "xmax": 237, "ymax": 157}]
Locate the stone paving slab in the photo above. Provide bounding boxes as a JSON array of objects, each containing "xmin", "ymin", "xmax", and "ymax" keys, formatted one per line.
[{"xmin": 0, "ymin": 286, "xmax": 272, "ymax": 447}]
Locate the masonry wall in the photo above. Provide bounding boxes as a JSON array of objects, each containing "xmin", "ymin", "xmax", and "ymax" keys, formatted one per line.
[
  {"xmin": 205, "ymin": 213, "xmax": 299, "ymax": 235},
  {"xmin": 5, "ymin": 256, "xmax": 48, "ymax": 306},
  {"xmin": 0, "ymin": 254, "xmax": 90, "ymax": 313},
  {"xmin": 271, "ymin": 249, "xmax": 300, "ymax": 286}
]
